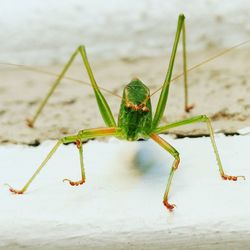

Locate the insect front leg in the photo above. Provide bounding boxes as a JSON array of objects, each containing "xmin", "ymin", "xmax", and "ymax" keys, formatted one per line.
[
  {"xmin": 6, "ymin": 127, "xmax": 118, "ymax": 194},
  {"xmin": 63, "ymin": 139, "xmax": 85, "ymax": 186},
  {"xmin": 62, "ymin": 127, "xmax": 118, "ymax": 187},
  {"xmin": 150, "ymin": 133, "xmax": 180, "ymax": 211},
  {"xmin": 154, "ymin": 115, "xmax": 245, "ymax": 181}
]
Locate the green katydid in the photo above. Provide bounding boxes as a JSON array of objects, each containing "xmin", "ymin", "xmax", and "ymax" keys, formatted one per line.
[{"xmin": 5, "ymin": 14, "xmax": 245, "ymax": 211}]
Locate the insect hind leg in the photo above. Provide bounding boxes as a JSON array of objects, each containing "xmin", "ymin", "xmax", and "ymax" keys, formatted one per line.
[
  {"xmin": 152, "ymin": 14, "xmax": 192, "ymax": 129},
  {"xmin": 27, "ymin": 45, "xmax": 116, "ymax": 128}
]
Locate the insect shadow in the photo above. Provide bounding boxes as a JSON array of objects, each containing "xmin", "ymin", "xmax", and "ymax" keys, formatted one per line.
[{"xmin": 131, "ymin": 140, "xmax": 171, "ymax": 179}]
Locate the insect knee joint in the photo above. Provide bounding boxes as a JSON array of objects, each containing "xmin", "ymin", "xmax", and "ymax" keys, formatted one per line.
[
  {"xmin": 78, "ymin": 45, "xmax": 86, "ymax": 51},
  {"xmin": 75, "ymin": 139, "xmax": 82, "ymax": 149},
  {"xmin": 172, "ymin": 152, "xmax": 180, "ymax": 170},
  {"xmin": 60, "ymin": 138, "xmax": 67, "ymax": 144},
  {"xmin": 173, "ymin": 157, "xmax": 180, "ymax": 170},
  {"xmin": 179, "ymin": 13, "xmax": 185, "ymax": 19},
  {"xmin": 201, "ymin": 115, "xmax": 209, "ymax": 122}
]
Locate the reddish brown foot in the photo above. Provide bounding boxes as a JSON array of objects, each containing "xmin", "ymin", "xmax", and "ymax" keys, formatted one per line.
[
  {"xmin": 9, "ymin": 188, "xmax": 24, "ymax": 194},
  {"xmin": 26, "ymin": 118, "xmax": 34, "ymax": 128},
  {"xmin": 163, "ymin": 200, "xmax": 176, "ymax": 211},
  {"xmin": 185, "ymin": 104, "xmax": 195, "ymax": 113},
  {"xmin": 5, "ymin": 184, "xmax": 24, "ymax": 194},
  {"xmin": 63, "ymin": 178, "xmax": 85, "ymax": 186},
  {"xmin": 221, "ymin": 174, "xmax": 245, "ymax": 181}
]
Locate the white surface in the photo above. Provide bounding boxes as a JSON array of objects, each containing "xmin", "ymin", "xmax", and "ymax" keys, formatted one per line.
[
  {"xmin": 1, "ymin": 0, "xmax": 250, "ymax": 64},
  {"xmin": 0, "ymin": 134, "xmax": 249, "ymax": 249},
  {"xmin": 238, "ymin": 127, "xmax": 250, "ymax": 135}
]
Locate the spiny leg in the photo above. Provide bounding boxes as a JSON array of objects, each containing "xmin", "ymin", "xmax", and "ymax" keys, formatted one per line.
[
  {"xmin": 152, "ymin": 14, "xmax": 191, "ymax": 129},
  {"xmin": 27, "ymin": 46, "xmax": 116, "ymax": 128},
  {"xmin": 153, "ymin": 115, "xmax": 245, "ymax": 181},
  {"xmin": 6, "ymin": 127, "xmax": 118, "ymax": 194},
  {"xmin": 150, "ymin": 133, "xmax": 180, "ymax": 211}
]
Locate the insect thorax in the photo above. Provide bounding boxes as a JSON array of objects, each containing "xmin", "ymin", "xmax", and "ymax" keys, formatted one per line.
[{"xmin": 118, "ymin": 78, "xmax": 152, "ymax": 141}]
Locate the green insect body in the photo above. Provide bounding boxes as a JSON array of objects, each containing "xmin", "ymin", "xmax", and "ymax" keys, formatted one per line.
[
  {"xmin": 6, "ymin": 14, "xmax": 245, "ymax": 211},
  {"xmin": 118, "ymin": 79, "xmax": 152, "ymax": 141}
]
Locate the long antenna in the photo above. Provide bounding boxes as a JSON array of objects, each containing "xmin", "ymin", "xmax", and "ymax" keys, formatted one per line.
[
  {"xmin": 1, "ymin": 38, "xmax": 250, "ymax": 99},
  {"xmin": 150, "ymin": 38, "xmax": 250, "ymax": 97},
  {"xmin": 0, "ymin": 62, "xmax": 122, "ymax": 98}
]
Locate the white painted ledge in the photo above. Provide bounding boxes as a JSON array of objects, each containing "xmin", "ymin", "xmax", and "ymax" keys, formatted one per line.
[{"xmin": 0, "ymin": 135, "xmax": 249, "ymax": 249}]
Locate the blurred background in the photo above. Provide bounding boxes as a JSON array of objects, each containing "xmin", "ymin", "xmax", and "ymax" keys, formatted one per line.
[
  {"xmin": 1, "ymin": 2, "xmax": 250, "ymax": 249},
  {"xmin": 1, "ymin": 0, "xmax": 250, "ymax": 64},
  {"xmin": 0, "ymin": 0, "xmax": 250, "ymax": 144}
]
